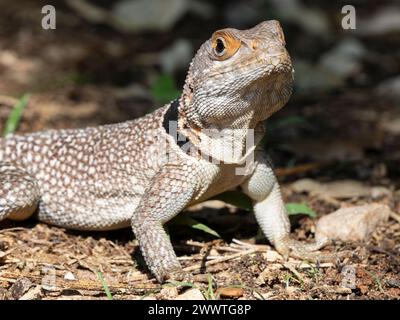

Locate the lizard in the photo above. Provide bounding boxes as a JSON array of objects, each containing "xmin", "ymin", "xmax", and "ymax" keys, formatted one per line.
[{"xmin": 0, "ymin": 20, "xmax": 328, "ymax": 283}]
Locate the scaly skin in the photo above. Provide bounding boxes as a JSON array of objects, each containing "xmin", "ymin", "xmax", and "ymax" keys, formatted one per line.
[{"xmin": 0, "ymin": 21, "xmax": 328, "ymax": 282}]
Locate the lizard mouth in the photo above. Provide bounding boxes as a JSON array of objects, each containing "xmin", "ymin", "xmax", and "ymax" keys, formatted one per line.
[
  {"xmin": 259, "ymin": 44, "xmax": 292, "ymax": 70},
  {"xmin": 263, "ymin": 51, "xmax": 293, "ymax": 73}
]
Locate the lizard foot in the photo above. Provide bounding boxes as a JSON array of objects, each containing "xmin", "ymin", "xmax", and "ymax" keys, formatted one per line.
[
  {"xmin": 275, "ymin": 236, "xmax": 342, "ymax": 263},
  {"xmin": 165, "ymin": 270, "xmax": 195, "ymax": 284},
  {"xmin": 151, "ymin": 261, "xmax": 183, "ymax": 283}
]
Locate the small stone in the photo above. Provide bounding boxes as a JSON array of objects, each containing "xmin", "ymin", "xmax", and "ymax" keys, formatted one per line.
[
  {"xmin": 285, "ymin": 286, "xmax": 297, "ymax": 295},
  {"xmin": 370, "ymin": 186, "xmax": 391, "ymax": 199},
  {"xmin": 175, "ymin": 288, "xmax": 204, "ymax": 300},
  {"xmin": 158, "ymin": 286, "xmax": 179, "ymax": 299},
  {"xmin": 315, "ymin": 204, "xmax": 391, "ymax": 242},
  {"xmin": 255, "ymin": 268, "xmax": 269, "ymax": 286},
  {"xmin": 64, "ymin": 272, "xmax": 76, "ymax": 281},
  {"xmin": 216, "ymin": 287, "xmax": 244, "ymax": 298}
]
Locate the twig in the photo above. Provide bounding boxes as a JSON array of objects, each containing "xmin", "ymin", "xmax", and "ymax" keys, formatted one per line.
[
  {"xmin": 177, "ymin": 255, "xmax": 202, "ymax": 261},
  {"xmin": 183, "ymin": 249, "xmax": 258, "ymax": 273},
  {"xmin": 275, "ymin": 162, "xmax": 329, "ymax": 177},
  {"xmin": 215, "ymin": 246, "xmax": 245, "ymax": 253},
  {"xmin": 389, "ymin": 212, "xmax": 400, "ymax": 223},
  {"xmin": 185, "ymin": 240, "xmax": 207, "ymax": 248},
  {"xmin": 0, "ymin": 227, "xmax": 28, "ymax": 234},
  {"xmin": 310, "ymin": 285, "xmax": 352, "ymax": 294},
  {"xmin": 0, "ymin": 271, "xmax": 158, "ymax": 293},
  {"xmin": 231, "ymin": 238, "xmax": 254, "ymax": 248},
  {"xmin": 297, "ymin": 262, "xmax": 335, "ymax": 269},
  {"xmin": 0, "ymin": 95, "xmax": 18, "ymax": 106}
]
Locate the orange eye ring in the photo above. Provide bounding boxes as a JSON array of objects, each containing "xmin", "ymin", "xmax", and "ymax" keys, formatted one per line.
[{"xmin": 211, "ymin": 31, "xmax": 241, "ymax": 61}]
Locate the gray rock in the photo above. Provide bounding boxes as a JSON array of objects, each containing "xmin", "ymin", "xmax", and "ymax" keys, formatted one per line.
[
  {"xmin": 315, "ymin": 204, "xmax": 391, "ymax": 242},
  {"xmin": 376, "ymin": 76, "xmax": 400, "ymax": 101},
  {"xmin": 158, "ymin": 286, "xmax": 179, "ymax": 299},
  {"xmin": 319, "ymin": 38, "xmax": 366, "ymax": 79},
  {"xmin": 291, "ymin": 179, "xmax": 391, "ymax": 200},
  {"xmin": 68, "ymin": 0, "xmax": 214, "ymax": 32},
  {"xmin": 357, "ymin": 7, "xmax": 400, "ymax": 36},
  {"xmin": 294, "ymin": 59, "xmax": 344, "ymax": 94},
  {"xmin": 160, "ymin": 39, "xmax": 193, "ymax": 74},
  {"xmin": 270, "ymin": 0, "xmax": 330, "ymax": 36},
  {"xmin": 112, "ymin": 0, "xmax": 188, "ymax": 32}
]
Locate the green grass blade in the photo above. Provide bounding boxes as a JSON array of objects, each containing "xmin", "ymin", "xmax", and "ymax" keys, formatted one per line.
[
  {"xmin": 207, "ymin": 274, "xmax": 216, "ymax": 300},
  {"xmin": 191, "ymin": 220, "xmax": 221, "ymax": 238},
  {"xmin": 97, "ymin": 272, "xmax": 113, "ymax": 300},
  {"xmin": 165, "ymin": 280, "xmax": 196, "ymax": 288},
  {"xmin": 171, "ymin": 215, "xmax": 221, "ymax": 238},
  {"xmin": 208, "ymin": 192, "xmax": 317, "ymax": 219},
  {"xmin": 3, "ymin": 93, "xmax": 30, "ymax": 137},
  {"xmin": 285, "ymin": 203, "xmax": 317, "ymax": 218},
  {"xmin": 150, "ymin": 74, "xmax": 181, "ymax": 104}
]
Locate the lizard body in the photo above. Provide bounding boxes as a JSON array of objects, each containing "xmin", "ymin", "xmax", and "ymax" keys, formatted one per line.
[{"xmin": 0, "ymin": 21, "xmax": 327, "ymax": 282}]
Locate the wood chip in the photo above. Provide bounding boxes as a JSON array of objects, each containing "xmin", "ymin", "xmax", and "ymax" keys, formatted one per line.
[{"xmin": 19, "ymin": 285, "xmax": 43, "ymax": 300}]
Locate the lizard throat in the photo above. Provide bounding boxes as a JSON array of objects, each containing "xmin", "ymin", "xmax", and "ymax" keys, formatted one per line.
[{"xmin": 162, "ymin": 98, "xmax": 265, "ymax": 164}]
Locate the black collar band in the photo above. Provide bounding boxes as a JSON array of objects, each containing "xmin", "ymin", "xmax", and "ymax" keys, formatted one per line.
[{"xmin": 162, "ymin": 99, "xmax": 188, "ymax": 148}]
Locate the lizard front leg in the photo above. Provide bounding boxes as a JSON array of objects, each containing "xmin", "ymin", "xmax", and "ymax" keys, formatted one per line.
[
  {"xmin": 131, "ymin": 163, "xmax": 199, "ymax": 283},
  {"xmin": 241, "ymin": 153, "xmax": 328, "ymax": 260}
]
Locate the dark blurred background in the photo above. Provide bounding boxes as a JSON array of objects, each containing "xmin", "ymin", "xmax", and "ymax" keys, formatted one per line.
[{"xmin": 0, "ymin": 0, "xmax": 399, "ymax": 187}]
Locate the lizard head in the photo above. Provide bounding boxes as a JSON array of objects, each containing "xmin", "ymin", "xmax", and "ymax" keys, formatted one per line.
[{"xmin": 180, "ymin": 20, "xmax": 294, "ymax": 131}]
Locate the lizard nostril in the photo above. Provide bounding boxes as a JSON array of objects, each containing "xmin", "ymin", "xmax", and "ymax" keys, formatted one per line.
[{"xmin": 266, "ymin": 45, "xmax": 286, "ymax": 56}]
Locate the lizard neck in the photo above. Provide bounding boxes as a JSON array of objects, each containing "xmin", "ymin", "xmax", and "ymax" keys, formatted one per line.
[{"xmin": 172, "ymin": 95, "xmax": 265, "ymax": 164}]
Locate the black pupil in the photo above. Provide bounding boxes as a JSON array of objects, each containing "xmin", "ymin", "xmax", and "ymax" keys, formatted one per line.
[{"xmin": 216, "ymin": 39, "xmax": 225, "ymax": 54}]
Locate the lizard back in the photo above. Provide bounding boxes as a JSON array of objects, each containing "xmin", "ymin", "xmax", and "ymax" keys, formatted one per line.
[{"xmin": 0, "ymin": 105, "xmax": 175, "ymax": 229}]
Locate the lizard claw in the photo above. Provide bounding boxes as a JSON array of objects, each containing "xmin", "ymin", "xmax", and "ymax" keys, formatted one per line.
[
  {"xmin": 165, "ymin": 270, "xmax": 194, "ymax": 284},
  {"xmin": 275, "ymin": 236, "xmax": 337, "ymax": 263}
]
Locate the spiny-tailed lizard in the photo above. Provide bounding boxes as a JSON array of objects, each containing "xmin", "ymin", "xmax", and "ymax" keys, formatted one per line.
[{"xmin": 0, "ymin": 21, "xmax": 328, "ymax": 282}]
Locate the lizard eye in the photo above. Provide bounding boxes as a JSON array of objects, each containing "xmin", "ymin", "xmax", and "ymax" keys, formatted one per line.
[
  {"xmin": 214, "ymin": 38, "xmax": 226, "ymax": 56},
  {"xmin": 211, "ymin": 31, "xmax": 241, "ymax": 61}
]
